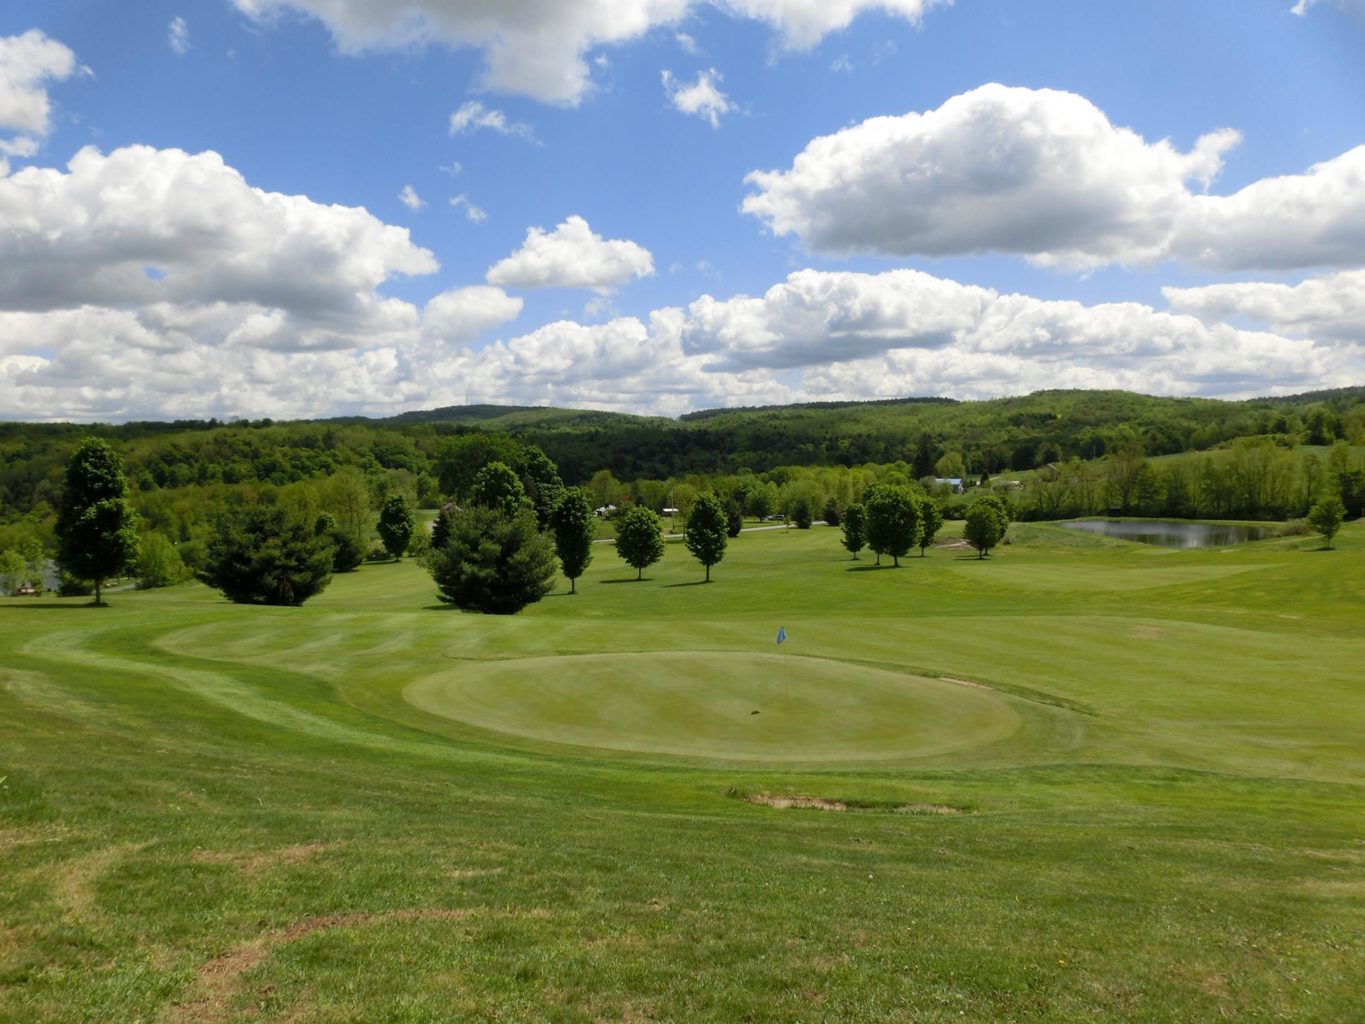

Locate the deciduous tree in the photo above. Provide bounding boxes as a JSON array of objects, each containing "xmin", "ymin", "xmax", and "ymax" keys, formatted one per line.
[
  {"xmin": 377, "ymin": 494, "xmax": 415, "ymax": 560},
  {"xmin": 864, "ymin": 485, "xmax": 920, "ymax": 567},
  {"xmin": 964, "ymin": 493, "xmax": 1011, "ymax": 559},
  {"xmin": 472, "ymin": 461, "xmax": 527, "ymax": 516},
  {"xmin": 550, "ymin": 489, "xmax": 596, "ymax": 593},
  {"xmin": 615, "ymin": 505, "xmax": 664, "ymax": 580},
  {"xmin": 918, "ymin": 499, "xmax": 944, "ymax": 556},
  {"xmin": 684, "ymin": 493, "xmax": 728, "ymax": 582},
  {"xmin": 56, "ymin": 438, "xmax": 139, "ymax": 606},
  {"xmin": 1307, "ymin": 494, "xmax": 1345, "ymax": 549},
  {"xmin": 841, "ymin": 502, "xmax": 866, "ymax": 559}
]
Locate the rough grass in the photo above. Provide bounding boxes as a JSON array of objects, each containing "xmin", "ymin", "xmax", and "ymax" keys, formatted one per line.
[{"xmin": 1, "ymin": 520, "xmax": 1362, "ymax": 1022}]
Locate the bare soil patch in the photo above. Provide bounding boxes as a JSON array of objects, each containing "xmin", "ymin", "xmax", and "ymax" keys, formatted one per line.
[
  {"xmin": 744, "ymin": 792, "xmax": 965, "ymax": 815},
  {"xmin": 745, "ymin": 792, "xmax": 847, "ymax": 811}
]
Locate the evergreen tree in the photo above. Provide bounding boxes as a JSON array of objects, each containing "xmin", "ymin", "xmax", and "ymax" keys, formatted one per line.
[
  {"xmin": 724, "ymin": 499, "xmax": 744, "ymax": 538},
  {"xmin": 549, "ymin": 489, "xmax": 596, "ymax": 593},
  {"xmin": 684, "ymin": 493, "xmax": 728, "ymax": 582},
  {"xmin": 56, "ymin": 438, "xmax": 139, "ymax": 606},
  {"xmin": 428, "ymin": 505, "xmax": 558, "ymax": 614},
  {"xmin": 615, "ymin": 505, "xmax": 664, "ymax": 580},
  {"xmin": 431, "ymin": 507, "xmax": 454, "ymax": 551},
  {"xmin": 316, "ymin": 512, "xmax": 363, "ymax": 572},
  {"xmin": 199, "ymin": 495, "xmax": 334, "ymax": 605},
  {"xmin": 377, "ymin": 494, "xmax": 416, "ymax": 560}
]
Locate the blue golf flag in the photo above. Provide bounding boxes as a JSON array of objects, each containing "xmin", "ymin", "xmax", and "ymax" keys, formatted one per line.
[{"xmin": 776, "ymin": 626, "xmax": 787, "ymax": 645}]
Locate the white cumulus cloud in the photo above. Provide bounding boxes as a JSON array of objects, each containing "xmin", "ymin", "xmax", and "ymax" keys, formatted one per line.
[
  {"xmin": 662, "ymin": 68, "xmax": 733, "ymax": 128},
  {"xmin": 486, "ymin": 215, "xmax": 654, "ymax": 293},
  {"xmin": 449, "ymin": 194, "xmax": 486, "ymax": 222},
  {"xmin": 743, "ymin": 83, "xmax": 1245, "ymax": 269},
  {"xmin": 1164, "ymin": 270, "xmax": 1365, "ymax": 341},
  {"xmin": 231, "ymin": 0, "xmax": 948, "ymax": 104},
  {"xmin": 676, "ymin": 268, "xmax": 1352, "ymax": 397},
  {"xmin": 1171, "ymin": 147, "xmax": 1365, "ymax": 271},
  {"xmin": 0, "ymin": 29, "xmax": 80, "ymax": 158},
  {"xmin": 0, "ymin": 145, "xmax": 436, "ymax": 324},
  {"xmin": 448, "ymin": 100, "xmax": 536, "ymax": 141},
  {"xmin": 398, "ymin": 184, "xmax": 425, "ymax": 210},
  {"xmin": 168, "ymin": 17, "xmax": 191, "ymax": 55},
  {"xmin": 0, "ymin": 144, "xmax": 452, "ymax": 420},
  {"xmin": 423, "ymin": 285, "xmax": 522, "ymax": 345},
  {"xmin": 745, "ymin": 84, "xmax": 1365, "ymax": 273}
]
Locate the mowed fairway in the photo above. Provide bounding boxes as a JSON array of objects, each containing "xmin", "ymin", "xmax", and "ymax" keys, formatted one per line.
[{"xmin": 2, "ymin": 521, "xmax": 1363, "ymax": 1022}]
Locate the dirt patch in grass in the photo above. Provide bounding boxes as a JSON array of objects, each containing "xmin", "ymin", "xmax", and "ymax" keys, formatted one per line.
[
  {"xmin": 192, "ymin": 842, "xmax": 338, "ymax": 877},
  {"xmin": 745, "ymin": 793, "xmax": 848, "ymax": 811},
  {"xmin": 743, "ymin": 792, "xmax": 966, "ymax": 815},
  {"xmin": 160, "ymin": 906, "xmax": 546, "ymax": 1024}
]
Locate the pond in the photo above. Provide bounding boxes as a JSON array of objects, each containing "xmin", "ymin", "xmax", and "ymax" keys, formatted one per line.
[{"xmin": 1056, "ymin": 519, "xmax": 1275, "ymax": 548}]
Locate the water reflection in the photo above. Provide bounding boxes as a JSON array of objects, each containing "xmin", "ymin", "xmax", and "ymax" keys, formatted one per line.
[{"xmin": 1057, "ymin": 519, "xmax": 1273, "ymax": 548}]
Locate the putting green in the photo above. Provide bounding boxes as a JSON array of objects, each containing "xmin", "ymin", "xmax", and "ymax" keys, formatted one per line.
[{"xmin": 404, "ymin": 652, "xmax": 1022, "ymax": 761}]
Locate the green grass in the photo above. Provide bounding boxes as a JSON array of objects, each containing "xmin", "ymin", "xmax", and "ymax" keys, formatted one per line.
[{"xmin": 2, "ymin": 521, "xmax": 1363, "ymax": 1022}]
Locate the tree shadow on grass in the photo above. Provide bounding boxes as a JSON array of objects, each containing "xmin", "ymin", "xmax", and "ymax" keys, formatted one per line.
[
  {"xmin": 845, "ymin": 564, "xmax": 899, "ymax": 572},
  {"xmin": 662, "ymin": 580, "xmax": 710, "ymax": 588},
  {"xmin": 600, "ymin": 577, "xmax": 650, "ymax": 584},
  {"xmin": 0, "ymin": 601, "xmax": 112, "ymax": 610}
]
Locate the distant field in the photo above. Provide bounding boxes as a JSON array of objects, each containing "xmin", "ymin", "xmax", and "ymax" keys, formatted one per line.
[{"xmin": 2, "ymin": 520, "xmax": 1362, "ymax": 1022}]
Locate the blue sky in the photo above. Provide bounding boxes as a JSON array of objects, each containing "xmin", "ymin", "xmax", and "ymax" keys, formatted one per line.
[{"xmin": 1, "ymin": 0, "xmax": 1362, "ymax": 420}]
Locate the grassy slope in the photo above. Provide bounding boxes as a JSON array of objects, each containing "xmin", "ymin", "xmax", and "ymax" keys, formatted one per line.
[{"xmin": 1, "ymin": 522, "xmax": 1363, "ymax": 1022}]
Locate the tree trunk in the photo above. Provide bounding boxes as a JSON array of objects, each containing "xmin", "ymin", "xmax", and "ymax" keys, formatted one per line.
[
  {"xmin": 705, "ymin": 564, "xmax": 711, "ymax": 582},
  {"xmin": 94, "ymin": 578, "xmax": 102, "ymax": 606},
  {"xmin": 637, "ymin": 566, "xmax": 642, "ymax": 580},
  {"xmin": 570, "ymin": 577, "xmax": 576, "ymax": 593}
]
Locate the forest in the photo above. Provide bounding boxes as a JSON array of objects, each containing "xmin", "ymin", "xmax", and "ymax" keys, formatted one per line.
[{"xmin": 2, "ymin": 386, "xmax": 1364, "ymax": 594}]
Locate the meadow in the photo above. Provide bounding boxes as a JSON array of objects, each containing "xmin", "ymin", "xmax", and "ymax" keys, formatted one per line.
[{"xmin": 2, "ymin": 521, "xmax": 1362, "ymax": 1022}]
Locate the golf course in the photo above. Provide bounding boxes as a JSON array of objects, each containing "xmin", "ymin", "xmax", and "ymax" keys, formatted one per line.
[{"xmin": 2, "ymin": 520, "xmax": 1362, "ymax": 1022}]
